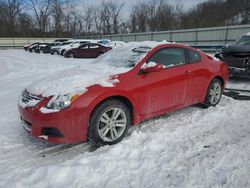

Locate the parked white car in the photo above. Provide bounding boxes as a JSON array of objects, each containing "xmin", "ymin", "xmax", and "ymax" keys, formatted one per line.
[{"xmin": 50, "ymin": 41, "xmax": 72, "ymax": 55}]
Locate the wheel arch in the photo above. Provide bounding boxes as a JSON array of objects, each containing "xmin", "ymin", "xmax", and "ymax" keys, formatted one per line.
[
  {"xmin": 89, "ymin": 95, "xmax": 136, "ymax": 125},
  {"xmin": 202, "ymin": 75, "xmax": 225, "ymax": 103},
  {"xmin": 212, "ymin": 75, "xmax": 225, "ymax": 87}
]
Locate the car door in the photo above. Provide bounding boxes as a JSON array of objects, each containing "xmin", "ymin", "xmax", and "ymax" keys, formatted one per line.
[
  {"xmin": 77, "ymin": 44, "xmax": 90, "ymax": 57},
  {"xmin": 186, "ymin": 49, "xmax": 211, "ymax": 104},
  {"xmin": 138, "ymin": 47, "xmax": 191, "ymax": 116},
  {"xmin": 88, "ymin": 44, "xmax": 101, "ymax": 57}
]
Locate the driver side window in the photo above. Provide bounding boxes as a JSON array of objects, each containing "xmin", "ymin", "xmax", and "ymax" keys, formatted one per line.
[
  {"xmin": 147, "ymin": 48, "xmax": 186, "ymax": 68},
  {"xmin": 80, "ymin": 44, "xmax": 89, "ymax": 49}
]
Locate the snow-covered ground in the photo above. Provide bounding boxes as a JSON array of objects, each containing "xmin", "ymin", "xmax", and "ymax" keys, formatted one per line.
[{"xmin": 0, "ymin": 50, "xmax": 249, "ymax": 188}]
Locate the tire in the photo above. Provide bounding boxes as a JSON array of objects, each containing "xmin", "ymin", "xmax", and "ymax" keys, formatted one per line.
[
  {"xmin": 97, "ymin": 52, "xmax": 103, "ymax": 57},
  {"xmin": 51, "ymin": 50, "xmax": 58, "ymax": 55},
  {"xmin": 60, "ymin": 49, "xmax": 65, "ymax": 56},
  {"xmin": 203, "ymin": 78, "xmax": 223, "ymax": 107},
  {"xmin": 88, "ymin": 99, "xmax": 131, "ymax": 146}
]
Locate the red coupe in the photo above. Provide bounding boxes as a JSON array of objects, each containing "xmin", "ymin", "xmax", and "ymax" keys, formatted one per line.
[
  {"xmin": 64, "ymin": 43, "xmax": 112, "ymax": 58},
  {"xmin": 18, "ymin": 42, "xmax": 228, "ymax": 145}
]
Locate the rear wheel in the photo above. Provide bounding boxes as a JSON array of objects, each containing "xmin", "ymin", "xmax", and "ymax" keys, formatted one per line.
[
  {"xmin": 88, "ymin": 100, "xmax": 131, "ymax": 146},
  {"xmin": 51, "ymin": 50, "xmax": 59, "ymax": 55},
  {"xmin": 60, "ymin": 49, "xmax": 65, "ymax": 56},
  {"xmin": 203, "ymin": 78, "xmax": 223, "ymax": 107},
  {"xmin": 97, "ymin": 52, "xmax": 104, "ymax": 57}
]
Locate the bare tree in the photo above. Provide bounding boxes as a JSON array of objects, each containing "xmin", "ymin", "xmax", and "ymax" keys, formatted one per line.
[
  {"xmin": 109, "ymin": 1, "xmax": 124, "ymax": 34},
  {"xmin": 83, "ymin": 6, "xmax": 95, "ymax": 35},
  {"xmin": 0, "ymin": 0, "xmax": 22, "ymax": 37},
  {"xmin": 51, "ymin": 0, "xmax": 63, "ymax": 37},
  {"xmin": 23, "ymin": 0, "xmax": 52, "ymax": 37}
]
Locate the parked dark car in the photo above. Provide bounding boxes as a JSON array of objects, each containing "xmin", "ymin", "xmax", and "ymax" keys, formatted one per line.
[
  {"xmin": 64, "ymin": 43, "xmax": 112, "ymax": 58},
  {"xmin": 24, "ymin": 42, "xmax": 40, "ymax": 51},
  {"xmin": 54, "ymin": 39, "xmax": 68, "ymax": 42},
  {"xmin": 34, "ymin": 43, "xmax": 50, "ymax": 53},
  {"xmin": 37, "ymin": 42, "xmax": 62, "ymax": 53},
  {"xmin": 215, "ymin": 33, "xmax": 250, "ymax": 78},
  {"xmin": 29, "ymin": 43, "xmax": 48, "ymax": 52}
]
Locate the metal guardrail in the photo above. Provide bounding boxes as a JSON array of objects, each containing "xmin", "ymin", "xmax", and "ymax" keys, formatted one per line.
[
  {"xmin": 87, "ymin": 24, "xmax": 250, "ymax": 45},
  {"xmin": 0, "ymin": 24, "xmax": 249, "ymax": 52}
]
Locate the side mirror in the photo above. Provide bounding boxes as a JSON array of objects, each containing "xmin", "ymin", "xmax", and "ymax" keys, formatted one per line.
[{"xmin": 140, "ymin": 62, "xmax": 164, "ymax": 74}]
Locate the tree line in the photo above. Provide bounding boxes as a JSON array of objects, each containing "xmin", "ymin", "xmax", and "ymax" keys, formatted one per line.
[{"xmin": 0, "ymin": 0, "xmax": 249, "ymax": 38}]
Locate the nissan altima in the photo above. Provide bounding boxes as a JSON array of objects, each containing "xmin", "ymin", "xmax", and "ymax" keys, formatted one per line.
[{"xmin": 18, "ymin": 42, "xmax": 228, "ymax": 146}]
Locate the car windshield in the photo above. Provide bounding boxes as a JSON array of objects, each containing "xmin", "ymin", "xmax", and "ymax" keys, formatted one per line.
[
  {"xmin": 92, "ymin": 44, "xmax": 152, "ymax": 68},
  {"xmin": 234, "ymin": 36, "xmax": 250, "ymax": 46}
]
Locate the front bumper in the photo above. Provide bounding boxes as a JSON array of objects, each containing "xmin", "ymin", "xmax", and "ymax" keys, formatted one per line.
[{"xmin": 18, "ymin": 99, "xmax": 89, "ymax": 144}]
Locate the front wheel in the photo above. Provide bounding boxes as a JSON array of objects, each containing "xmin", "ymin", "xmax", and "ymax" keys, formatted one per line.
[
  {"xmin": 203, "ymin": 78, "xmax": 223, "ymax": 107},
  {"xmin": 88, "ymin": 100, "xmax": 131, "ymax": 146},
  {"xmin": 68, "ymin": 52, "xmax": 75, "ymax": 58}
]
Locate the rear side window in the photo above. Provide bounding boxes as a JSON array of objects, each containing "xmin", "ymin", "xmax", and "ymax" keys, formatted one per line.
[
  {"xmin": 90, "ymin": 44, "xmax": 100, "ymax": 49},
  {"xmin": 188, "ymin": 50, "xmax": 201, "ymax": 63},
  {"xmin": 147, "ymin": 48, "xmax": 186, "ymax": 68}
]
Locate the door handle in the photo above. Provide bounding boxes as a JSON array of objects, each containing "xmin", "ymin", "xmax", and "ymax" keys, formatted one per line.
[{"xmin": 185, "ymin": 70, "xmax": 191, "ymax": 74}]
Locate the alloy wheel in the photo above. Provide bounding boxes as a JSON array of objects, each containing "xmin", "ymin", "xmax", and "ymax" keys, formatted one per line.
[
  {"xmin": 97, "ymin": 107, "xmax": 127, "ymax": 142},
  {"xmin": 209, "ymin": 82, "xmax": 222, "ymax": 105}
]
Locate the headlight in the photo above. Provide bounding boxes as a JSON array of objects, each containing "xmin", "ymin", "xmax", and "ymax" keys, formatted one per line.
[{"xmin": 46, "ymin": 93, "xmax": 80, "ymax": 110}]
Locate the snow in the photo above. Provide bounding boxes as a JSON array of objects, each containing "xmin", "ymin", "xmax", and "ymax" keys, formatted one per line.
[
  {"xmin": 0, "ymin": 49, "xmax": 250, "ymax": 188},
  {"xmin": 226, "ymin": 77, "xmax": 250, "ymax": 90},
  {"xmin": 18, "ymin": 95, "xmax": 41, "ymax": 108},
  {"xmin": 26, "ymin": 68, "xmax": 120, "ymax": 97},
  {"xmin": 141, "ymin": 61, "xmax": 158, "ymax": 69},
  {"xmin": 39, "ymin": 107, "xmax": 60, "ymax": 114},
  {"xmin": 245, "ymin": 32, "xmax": 250, "ymax": 36},
  {"xmin": 206, "ymin": 53, "xmax": 221, "ymax": 61}
]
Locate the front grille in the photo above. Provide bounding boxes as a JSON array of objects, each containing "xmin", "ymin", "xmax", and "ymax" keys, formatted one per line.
[
  {"xmin": 22, "ymin": 90, "xmax": 42, "ymax": 103},
  {"xmin": 19, "ymin": 90, "xmax": 43, "ymax": 108}
]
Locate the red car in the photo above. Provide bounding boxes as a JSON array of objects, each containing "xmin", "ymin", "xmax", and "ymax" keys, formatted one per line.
[
  {"xmin": 18, "ymin": 42, "xmax": 228, "ymax": 146},
  {"xmin": 64, "ymin": 43, "xmax": 112, "ymax": 58}
]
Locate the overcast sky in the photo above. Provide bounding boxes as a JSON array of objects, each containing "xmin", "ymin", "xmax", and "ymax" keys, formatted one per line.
[{"xmin": 79, "ymin": 0, "xmax": 209, "ymax": 12}]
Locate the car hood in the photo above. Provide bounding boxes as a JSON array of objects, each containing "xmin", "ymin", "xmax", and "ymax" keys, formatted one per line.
[
  {"xmin": 222, "ymin": 46, "xmax": 250, "ymax": 54},
  {"xmin": 26, "ymin": 66, "xmax": 127, "ymax": 97}
]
